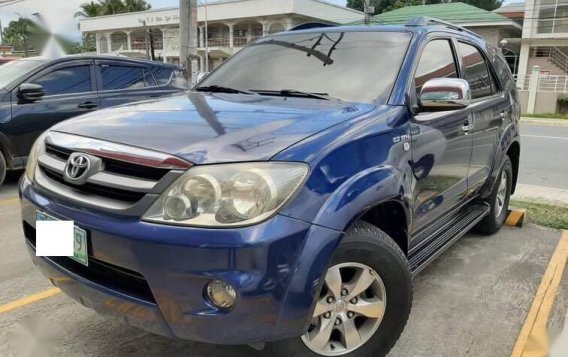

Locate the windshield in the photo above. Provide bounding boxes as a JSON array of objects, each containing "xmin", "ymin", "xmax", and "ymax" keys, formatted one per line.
[
  {"xmin": 0, "ymin": 59, "xmax": 45, "ymax": 88},
  {"xmin": 199, "ymin": 31, "xmax": 412, "ymax": 104}
]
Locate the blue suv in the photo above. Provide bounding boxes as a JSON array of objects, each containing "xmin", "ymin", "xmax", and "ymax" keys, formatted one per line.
[{"xmin": 20, "ymin": 18, "xmax": 520, "ymax": 357}]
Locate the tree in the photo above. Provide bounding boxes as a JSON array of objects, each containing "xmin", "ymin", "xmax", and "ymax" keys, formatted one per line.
[
  {"xmin": 75, "ymin": 0, "xmax": 151, "ymax": 18},
  {"xmin": 1, "ymin": 18, "xmax": 39, "ymax": 56},
  {"xmin": 123, "ymin": 0, "xmax": 152, "ymax": 12}
]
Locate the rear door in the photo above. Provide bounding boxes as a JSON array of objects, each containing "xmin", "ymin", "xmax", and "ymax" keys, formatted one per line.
[
  {"xmin": 410, "ymin": 38, "xmax": 473, "ymax": 235},
  {"xmin": 95, "ymin": 60, "xmax": 178, "ymax": 109},
  {"xmin": 456, "ymin": 41, "xmax": 509, "ymax": 193},
  {"xmin": 10, "ymin": 60, "xmax": 98, "ymax": 158}
]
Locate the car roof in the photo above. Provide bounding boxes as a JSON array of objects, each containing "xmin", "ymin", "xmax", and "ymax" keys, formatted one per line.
[
  {"xmin": 34, "ymin": 55, "xmax": 179, "ymax": 68},
  {"xmin": 276, "ymin": 23, "xmax": 485, "ymax": 43}
]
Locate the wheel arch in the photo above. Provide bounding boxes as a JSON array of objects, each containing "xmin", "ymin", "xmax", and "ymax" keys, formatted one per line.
[{"xmin": 506, "ymin": 140, "xmax": 520, "ymax": 194}]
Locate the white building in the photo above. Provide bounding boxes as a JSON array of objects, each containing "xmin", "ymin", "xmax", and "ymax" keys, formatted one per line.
[
  {"xmin": 518, "ymin": 0, "xmax": 568, "ymax": 77},
  {"xmin": 79, "ymin": 0, "xmax": 363, "ymax": 70}
]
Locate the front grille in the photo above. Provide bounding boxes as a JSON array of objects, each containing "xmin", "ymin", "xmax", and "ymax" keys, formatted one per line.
[
  {"xmin": 45, "ymin": 143, "xmax": 170, "ymax": 182},
  {"xmin": 24, "ymin": 222, "xmax": 156, "ymax": 303},
  {"xmin": 42, "ymin": 165, "xmax": 146, "ymax": 203},
  {"xmin": 35, "ymin": 133, "xmax": 190, "ymax": 215}
]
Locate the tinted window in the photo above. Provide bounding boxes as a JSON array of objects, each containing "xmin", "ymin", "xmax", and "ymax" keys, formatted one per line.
[
  {"xmin": 150, "ymin": 66, "xmax": 173, "ymax": 85},
  {"xmin": 33, "ymin": 65, "xmax": 91, "ymax": 96},
  {"xmin": 415, "ymin": 40, "xmax": 457, "ymax": 94},
  {"xmin": 100, "ymin": 65, "xmax": 148, "ymax": 90},
  {"xmin": 458, "ymin": 42, "xmax": 494, "ymax": 99},
  {"xmin": 199, "ymin": 31, "xmax": 412, "ymax": 104}
]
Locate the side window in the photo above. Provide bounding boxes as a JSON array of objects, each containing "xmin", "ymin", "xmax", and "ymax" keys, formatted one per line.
[
  {"xmin": 458, "ymin": 42, "xmax": 495, "ymax": 99},
  {"xmin": 150, "ymin": 66, "xmax": 173, "ymax": 85},
  {"xmin": 99, "ymin": 65, "xmax": 149, "ymax": 90},
  {"xmin": 33, "ymin": 65, "xmax": 92, "ymax": 96},
  {"xmin": 415, "ymin": 39, "xmax": 457, "ymax": 95}
]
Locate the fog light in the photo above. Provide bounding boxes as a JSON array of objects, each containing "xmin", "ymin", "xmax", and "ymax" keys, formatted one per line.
[{"xmin": 206, "ymin": 280, "xmax": 236, "ymax": 309}]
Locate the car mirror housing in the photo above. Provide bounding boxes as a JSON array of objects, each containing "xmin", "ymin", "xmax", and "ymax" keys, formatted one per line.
[
  {"xmin": 419, "ymin": 78, "xmax": 471, "ymax": 112},
  {"xmin": 17, "ymin": 83, "xmax": 46, "ymax": 103}
]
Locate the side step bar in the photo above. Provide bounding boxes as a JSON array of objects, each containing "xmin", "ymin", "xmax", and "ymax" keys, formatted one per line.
[{"xmin": 409, "ymin": 203, "xmax": 490, "ymax": 276}]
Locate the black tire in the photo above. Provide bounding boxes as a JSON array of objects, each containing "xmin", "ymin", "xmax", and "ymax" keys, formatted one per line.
[
  {"xmin": 0, "ymin": 151, "xmax": 6, "ymax": 189},
  {"xmin": 474, "ymin": 156, "xmax": 513, "ymax": 235},
  {"xmin": 267, "ymin": 221, "xmax": 412, "ymax": 357}
]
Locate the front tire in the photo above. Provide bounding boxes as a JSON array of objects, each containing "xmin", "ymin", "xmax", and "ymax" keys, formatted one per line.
[
  {"xmin": 475, "ymin": 156, "xmax": 513, "ymax": 235},
  {"xmin": 269, "ymin": 221, "xmax": 412, "ymax": 357},
  {"xmin": 0, "ymin": 151, "xmax": 6, "ymax": 188}
]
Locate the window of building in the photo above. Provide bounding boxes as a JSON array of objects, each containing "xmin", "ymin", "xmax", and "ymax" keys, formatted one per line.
[
  {"xmin": 415, "ymin": 39, "xmax": 458, "ymax": 94},
  {"xmin": 458, "ymin": 42, "xmax": 495, "ymax": 99},
  {"xmin": 99, "ymin": 65, "xmax": 154, "ymax": 90},
  {"xmin": 33, "ymin": 66, "xmax": 92, "ymax": 96},
  {"xmin": 537, "ymin": 0, "xmax": 568, "ymax": 34}
]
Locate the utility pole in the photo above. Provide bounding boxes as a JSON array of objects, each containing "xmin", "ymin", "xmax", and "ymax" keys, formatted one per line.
[
  {"xmin": 204, "ymin": 0, "xmax": 209, "ymax": 73},
  {"xmin": 364, "ymin": 0, "xmax": 374, "ymax": 25},
  {"xmin": 180, "ymin": 0, "xmax": 198, "ymax": 84}
]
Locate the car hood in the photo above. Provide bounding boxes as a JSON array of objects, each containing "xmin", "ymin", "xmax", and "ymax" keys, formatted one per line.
[{"xmin": 52, "ymin": 92, "xmax": 376, "ymax": 165}]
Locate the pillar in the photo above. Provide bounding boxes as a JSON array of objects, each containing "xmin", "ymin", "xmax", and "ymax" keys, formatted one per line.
[
  {"xmin": 527, "ymin": 65, "xmax": 540, "ymax": 115},
  {"xmin": 228, "ymin": 24, "xmax": 234, "ymax": 48}
]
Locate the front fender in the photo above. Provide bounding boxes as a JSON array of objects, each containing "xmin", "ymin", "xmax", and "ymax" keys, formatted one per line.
[
  {"xmin": 312, "ymin": 165, "xmax": 409, "ymax": 231},
  {"xmin": 275, "ymin": 166, "xmax": 411, "ymax": 337}
]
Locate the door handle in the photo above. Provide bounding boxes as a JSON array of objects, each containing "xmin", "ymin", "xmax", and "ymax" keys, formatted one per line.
[
  {"xmin": 462, "ymin": 121, "xmax": 474, "ymax": 133},
  {"xmin": 78, "ymin": 101, "xmax": 98, "ymax": 109}
]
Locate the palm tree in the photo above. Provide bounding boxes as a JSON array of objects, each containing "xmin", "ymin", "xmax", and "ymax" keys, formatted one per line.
[
  {"xmin": 74, "ymin": 1, "xmax": 102, "ymax": 18},
  {"xmin": 99, "ymin": 0, "xmax": 126, "ymax": 14},
  {"xmin": 124, "ymin": 0, "xmax": 151, "ymax": 12}
]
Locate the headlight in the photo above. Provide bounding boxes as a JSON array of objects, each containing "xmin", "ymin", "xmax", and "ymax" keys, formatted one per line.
[
  {"xmin": 143, "ymin": 162, "xmax": 309, "ymax": 227},
  {"xmin": 25, "ymin": 132, "xmax": 47, "ymax": 182}
]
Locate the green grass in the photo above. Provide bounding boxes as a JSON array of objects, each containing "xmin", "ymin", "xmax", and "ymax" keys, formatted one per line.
[
  {"xmin": 510, "ymin": 200, "xmax": 568, "ymax": 230},
  {"xmin": 522, "ymin": 113, "xmax": 568, "ymax": 120}
]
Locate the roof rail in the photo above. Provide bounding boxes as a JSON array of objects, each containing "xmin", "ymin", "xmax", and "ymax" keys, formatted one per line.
[
  {"xmin": 288, "ymin": 22, "xmax": 336, "ymax": 31},
  {"xmin": 406, "ymin": 16, "xmax": 482, "ymax": 39}
]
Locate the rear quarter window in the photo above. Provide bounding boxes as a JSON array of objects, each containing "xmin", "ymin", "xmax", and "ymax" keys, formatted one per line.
[{"xmin": 150, "ymin": 66, "xmax": 173, "ymax": 85}]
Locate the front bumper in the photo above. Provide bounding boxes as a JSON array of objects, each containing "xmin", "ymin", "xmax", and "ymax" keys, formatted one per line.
[{"xmin": 20, "ymin": 177, "xmax": 343, "ymax": 344}]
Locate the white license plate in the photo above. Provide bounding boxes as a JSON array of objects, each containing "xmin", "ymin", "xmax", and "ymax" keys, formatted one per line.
[{"xmin": 36, "ymin": 211, "xmax": 89, "ymax": 266}]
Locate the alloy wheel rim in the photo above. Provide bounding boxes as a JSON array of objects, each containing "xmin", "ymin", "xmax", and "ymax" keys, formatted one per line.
[
  {"xmin": 495, "ymin": 170, "xmax": 508, "ymax": 218},
  {"xmin": 301, "ymin": 262, "xmax": 387, "ymax": 356}
]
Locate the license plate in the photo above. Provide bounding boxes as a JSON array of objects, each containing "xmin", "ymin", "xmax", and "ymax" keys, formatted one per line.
[{"xmin": 36, "ymin": 211, "xmax": 89, "ymax": 266}]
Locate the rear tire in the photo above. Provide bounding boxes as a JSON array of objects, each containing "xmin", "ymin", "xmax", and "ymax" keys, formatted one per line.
[
  {"xmin": 474, "ymin": 156, "xmax": 513, "ymax": 235},
  {"xmin": 268, "ymin": 221, "xmax": 412, "ymax": 357},
  {"xmin": 0, "ymin": 151, "xmax": 6, "ymax": 188}
]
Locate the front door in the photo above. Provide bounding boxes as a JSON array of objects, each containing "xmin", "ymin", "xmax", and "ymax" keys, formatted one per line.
[
  {"xmin": 410, "ymin": 38, "xmax": 473, "ymax": 236},
  {"xmin": 9, "ymin": 60, "xmax": 98, "ymax": 158}
]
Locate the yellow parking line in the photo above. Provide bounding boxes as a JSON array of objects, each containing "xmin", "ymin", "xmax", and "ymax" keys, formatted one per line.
[
  {"xmin": 0, "ymin": 288, "xmax": 61, "ymax": 314},
  {"xmin": 511, "ymin": 230, "xmax": 568, "ymax": 357},
  {"xmin": 0, "ymin": 197, "xmax": 19, "ymax": 206}
]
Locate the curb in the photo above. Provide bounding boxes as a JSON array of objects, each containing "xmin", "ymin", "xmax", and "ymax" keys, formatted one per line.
[
  {"xmin": 505, "ymin": 209, "xmax": 527, "ymax": 228},
  {"xmin": 521, "ymin": 118, "xmax": 568, "ymax": 127}
]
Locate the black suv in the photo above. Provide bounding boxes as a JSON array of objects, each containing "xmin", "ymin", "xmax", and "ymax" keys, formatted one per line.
[{"xmin": 0, "ymin": 55, "xmax": 187, "ymax": 187}]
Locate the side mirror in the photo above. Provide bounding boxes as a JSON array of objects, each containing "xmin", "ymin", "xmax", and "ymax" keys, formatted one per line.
[
  {"xmin": 419, "ymin": 78, "xmax": 471, "ymax": 112},
  {"xmin": 17, "ymin": 83, "xmax": 45, "ymax": 103}
]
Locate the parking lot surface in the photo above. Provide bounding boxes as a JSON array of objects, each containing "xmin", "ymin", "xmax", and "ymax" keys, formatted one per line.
[{"xmin": 1, "ymin": 174, "xmax": 567, "ymax": 357}]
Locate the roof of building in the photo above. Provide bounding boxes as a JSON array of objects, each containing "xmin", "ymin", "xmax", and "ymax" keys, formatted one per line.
[{"xmin": 369, "ymin": 2, "xmax": 513, "ymax": 25}]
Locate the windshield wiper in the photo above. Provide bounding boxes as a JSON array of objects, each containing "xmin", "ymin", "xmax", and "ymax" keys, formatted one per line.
[
  {"xmin": 194, "ymin": 85, "xmax": 255, "ymax": 95},
  {"xmin": 250, "ymin": 89, "xmax": 334, "ymax": 100}
]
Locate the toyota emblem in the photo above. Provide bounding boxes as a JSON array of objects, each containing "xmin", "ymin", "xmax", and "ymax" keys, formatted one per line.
[{"xmin": 64, "ymin": 153, "xmax": 92, "ymax": 184}]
